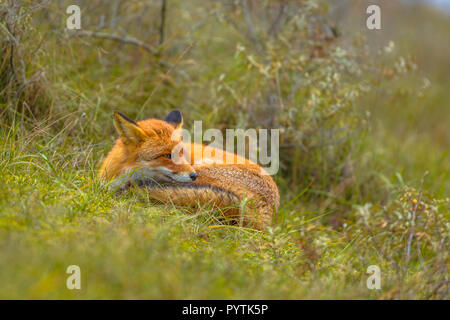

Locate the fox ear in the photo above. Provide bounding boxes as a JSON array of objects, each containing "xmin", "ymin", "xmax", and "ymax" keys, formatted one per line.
[
  {"xmin": 113, "ymin": 112, "xmax": 148, "ymax": 145},
  {"xmin": 163, "ymin": 109, "xmax": 183, "ymax": 129}
]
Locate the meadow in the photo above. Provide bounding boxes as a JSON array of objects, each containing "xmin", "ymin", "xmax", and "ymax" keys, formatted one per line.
[{"xmin": 0, "ymin": 0, "xmax": 448, "ymax": 299}]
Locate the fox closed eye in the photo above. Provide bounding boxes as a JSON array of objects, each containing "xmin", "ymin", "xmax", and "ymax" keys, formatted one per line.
[{"xmin": 161, "ymin": 153, "xmax": 172, "ymax": 159}]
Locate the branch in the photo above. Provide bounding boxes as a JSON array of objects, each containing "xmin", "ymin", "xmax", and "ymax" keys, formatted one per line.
[
  {"xmin": 240, "ymin": 0, "xmax": 263, "ymax": 53},
  {"xmin": 72, "ymin": 30, "xmax": 158, "ymax": 55},
  {"xmin": 159, "ymin": 0, "xmax": 167, "ymax": 45},
  {"xmin": 109, "ymin": 0, "xmax": 120, "ymax": 28},
  {"xmin": 268, "ymin": 0, "xmax": 287, "ymax": 38}
]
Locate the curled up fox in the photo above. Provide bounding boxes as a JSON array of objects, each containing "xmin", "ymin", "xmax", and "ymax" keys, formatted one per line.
[{"xmin": 99, "ymin": 110, "xmax": 279, "ymax": 230}]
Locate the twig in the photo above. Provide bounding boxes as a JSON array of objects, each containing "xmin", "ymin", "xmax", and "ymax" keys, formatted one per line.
[
  {"xmin": 268, "ymin": 0, "xmax": 287, "ymax": 38},
  {"xmin": 240, "ymin": 0, "xmax": 263, "ymax": 53},
  {"xmin": 214, "ymin": 3, "xmax": 262, "ymax": 55},
  {"xmin": 404, "ymin": 173, "xmax": 427, "ymax": 275},
  {"xmin": 365, "ymin": 224, "xmax": 402, "ymax": 273},
  {"xmin": 159, "ymin": 0, "xmax": 167, "ymax": 45},
  {"xmin": 72, "ymin": 30, "xmax": 158, "ymax": 55},
  {"xmin": 109, "ymin": 0, "xmax": 120, "ymax": 28}
]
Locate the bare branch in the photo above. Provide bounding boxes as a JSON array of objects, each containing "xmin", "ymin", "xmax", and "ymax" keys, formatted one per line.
[
  {"xmin": 72, "ymin": 30, "xmax": 158, "ymax": 55},
  {"xmin": 109, "ymin": 0, "xmax": 120, "ymax": 28},
  {"xmin": 240, "ymin": 0, "xmax": 263, "ymax": 53},
  {"xmin": 159, "ymin": 0, "xmax": 167, "ymax": 45},
  {"xmin": 268, "ymin": 0, "xmax": 287, "ymax": 38}
]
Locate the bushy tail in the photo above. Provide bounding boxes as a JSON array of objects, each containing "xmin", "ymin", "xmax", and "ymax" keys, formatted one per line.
[
  {"xmin": 147, "ymin": 183, "xmax": 241, "ymax": 208},
  {"xmin": 143, "ymin": 183, "xmax": 273, "ymax": 229}
]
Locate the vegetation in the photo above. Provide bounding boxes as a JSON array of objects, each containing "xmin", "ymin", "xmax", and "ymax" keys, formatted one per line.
[{"xmin": 0, "ymin": 0, "xmax": 448, "ymax": 299}]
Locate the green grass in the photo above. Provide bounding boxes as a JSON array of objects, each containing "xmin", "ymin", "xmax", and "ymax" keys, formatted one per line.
[
  {"xmin": 0, "ymin": 0, "xmax": 448, "ymax": 299},
  {"xmin": 0, "ymin": 123, "xmax": 447, "ymax": 299}
]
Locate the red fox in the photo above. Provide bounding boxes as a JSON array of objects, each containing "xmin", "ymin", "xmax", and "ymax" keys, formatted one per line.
[{"xmin": 99, "ymin": 110, "xmax": 280, "ymax": 229}]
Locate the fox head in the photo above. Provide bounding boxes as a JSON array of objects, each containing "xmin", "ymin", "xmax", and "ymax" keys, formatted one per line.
[{"xmin": 100, "ymin": 110, "xmax": 197, "ymax": 188}]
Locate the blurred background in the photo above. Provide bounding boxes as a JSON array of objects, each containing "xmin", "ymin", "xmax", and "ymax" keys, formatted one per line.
[{"xmin": 0, "ymin": 0, "xmax": 448, "ymax": 299}]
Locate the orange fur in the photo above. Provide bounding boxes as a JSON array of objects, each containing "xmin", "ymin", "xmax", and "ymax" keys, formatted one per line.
[{"xmin": 99, "ymin": 111, "xmax": 280, "ymax": 230}]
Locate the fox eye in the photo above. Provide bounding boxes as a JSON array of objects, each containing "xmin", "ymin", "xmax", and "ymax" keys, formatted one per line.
[{"xmin": 162, "ymin": 153, "xmax": 172, "ymax": 159}]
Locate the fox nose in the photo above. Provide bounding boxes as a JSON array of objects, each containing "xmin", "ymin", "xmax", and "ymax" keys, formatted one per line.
[{"xmin": 189, "ymin": 172, "xmax": 198, "ymax": 181}]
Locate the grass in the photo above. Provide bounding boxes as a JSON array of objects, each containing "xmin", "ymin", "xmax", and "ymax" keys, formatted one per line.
[
  {"xmin": 0, "ymin": 121, "xmax": 447, "ymax": 299},
  {"xmin": 0, "ymin": 0, "xmax": 448, "ymax": 299}
]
